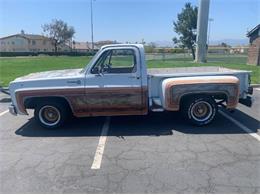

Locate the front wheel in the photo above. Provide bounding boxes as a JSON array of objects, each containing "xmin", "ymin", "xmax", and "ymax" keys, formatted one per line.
[
  {"xmin": 181, "ymin": 96, "xmax": 217, "ymax": 126},
  {"xmin": 34, "ymin": 101, "xmax": 69, "ymax": 129}
]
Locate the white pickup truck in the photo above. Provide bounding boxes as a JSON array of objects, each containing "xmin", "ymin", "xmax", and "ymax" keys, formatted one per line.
[{"xmin": 8, "ymin": 44, "xmax": 253, "ymax": 128}]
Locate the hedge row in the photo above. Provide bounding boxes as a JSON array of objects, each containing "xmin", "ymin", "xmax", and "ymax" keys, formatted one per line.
[
  {"xmin": 0, "ymin": 48, "xmax": 186, "ymax": 57},
  {"xmin": 0, "ymin": 51, "xmax": 98, "ymax": 57}
]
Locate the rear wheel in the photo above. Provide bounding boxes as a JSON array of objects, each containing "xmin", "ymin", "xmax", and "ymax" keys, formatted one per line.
[
  {"xmin": 34, "ymin": 101, "xmax": 69, "ymax": 129},
  {"xmin": 181, "ymin": 96, "xmax": 217, "ymax": 126}
]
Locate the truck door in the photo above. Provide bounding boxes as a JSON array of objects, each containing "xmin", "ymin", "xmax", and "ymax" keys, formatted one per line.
[{"xmin": 83, "ymin": 47, "xmax": 147, "ymax": 117}]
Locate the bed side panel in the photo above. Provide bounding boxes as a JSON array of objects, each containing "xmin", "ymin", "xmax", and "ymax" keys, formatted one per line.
[{"xmin": 161, "ymin": 76, "xmax": 240, "ymax": 111}]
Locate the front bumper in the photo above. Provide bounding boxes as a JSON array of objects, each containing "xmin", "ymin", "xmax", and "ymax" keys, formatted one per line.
[{"xmin": 8, "ymin": 105, "xmax": 17, "ymax": 115}]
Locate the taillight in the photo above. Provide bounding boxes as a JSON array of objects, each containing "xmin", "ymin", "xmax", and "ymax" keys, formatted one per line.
[{"xmin": 248, "ymin": 74, "xmax": 251, "ymax": 86}]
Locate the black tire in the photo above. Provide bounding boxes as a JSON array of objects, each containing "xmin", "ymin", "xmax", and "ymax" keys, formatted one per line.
[
  {"xmin": 34, "ymin": 101, "xmax": 69, "ymax": 129},
  {"xmin": 181, "ymin": 96, "xmax": 217, "ymax": 126}
]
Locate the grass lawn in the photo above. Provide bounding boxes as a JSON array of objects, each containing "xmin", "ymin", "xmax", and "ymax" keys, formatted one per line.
[
  {"xmin": 148, "ymin": 55, "xmax": 260, "ymax": 84},
  {"xmin": 0, "ymin": 54, "xmax": 259, "ymax": 87}
]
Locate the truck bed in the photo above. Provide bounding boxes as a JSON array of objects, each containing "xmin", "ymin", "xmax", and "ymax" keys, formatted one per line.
[
  {"xmin": 148, "ymin": 66, "xmax": 249, "ymax": 76},
  {"xmin": 147, "ymin": 66, "xmax": 251, "ymax": 99}
]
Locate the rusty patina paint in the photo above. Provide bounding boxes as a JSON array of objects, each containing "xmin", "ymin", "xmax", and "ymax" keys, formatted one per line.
[
  {"xmin": 16, "ymin": 87, "xmax": 148, "ymax": 117},
  {"xmin": 163, "ymin": 76, "xmax": 240, "ymax": 111}
]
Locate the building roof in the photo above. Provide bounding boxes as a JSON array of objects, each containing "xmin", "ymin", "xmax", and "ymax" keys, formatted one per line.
[
  {"xmin": 21, "ymin": 34, "xmax": 47, "ymax": 40},
  {"xmin": 0, "ymin": 33, "xmax": 48, "ymax": 40},
  {"xmin": 72, "ymin": 42, "xmax": 88, "ymax": 50},
  {"xmin": 96, "ymin": 40, "xmax": 115, "ymax": 45},
  {"xmin": 247, "ymin": 24, "xmax": 260, "ymax": 37}
]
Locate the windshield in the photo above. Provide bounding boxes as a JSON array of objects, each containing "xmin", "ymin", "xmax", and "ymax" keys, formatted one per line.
[{"xmin": 80, "ymin": 49, "xmax": 103, "ymax": 73}]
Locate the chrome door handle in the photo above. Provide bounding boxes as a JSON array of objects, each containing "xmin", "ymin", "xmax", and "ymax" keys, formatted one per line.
[
  {"xmin": 95, "ymin": 73, "xmax": 103, "ymax": 77},
  {"xmin": 67, "ymin": 80, "xmax": 81, "ymax": 84},
  {"xmin": 128, "ymin": 76, "xmax": 140, "ymax": 79}
]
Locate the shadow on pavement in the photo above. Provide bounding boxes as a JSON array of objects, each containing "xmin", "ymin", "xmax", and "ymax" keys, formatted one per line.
[
  {"xmin": 0, "ymin": 98, "xmax": 11, "ymax": 103},
  {"xmin": 15, "ymin": 110, "xmax": 259, "ymax": 137},
  {"xmin": 15, "ymin": 116, "xmax": 105, "ymax": 137},
  {"xmin": 225, "ymin": 108, "xmax": 260, "ymax": 132}
]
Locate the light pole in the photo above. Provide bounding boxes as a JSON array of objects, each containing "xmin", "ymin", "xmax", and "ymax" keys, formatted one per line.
[
  {"xmin": 90, "ymin": 0, "xmax": 94, "ymax": 53},
  {"xmin": 195, "ymin": 0, "xmax": 210, "ymax": 63},
  {"xmin": 207, "ymin": 18, "xmax": 214, "ymax": 46}
]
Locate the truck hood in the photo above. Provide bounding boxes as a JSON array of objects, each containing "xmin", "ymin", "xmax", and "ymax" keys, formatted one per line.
[{"xmin": 15, "ymin": 68, "xmax": 83, "ymax": 81}]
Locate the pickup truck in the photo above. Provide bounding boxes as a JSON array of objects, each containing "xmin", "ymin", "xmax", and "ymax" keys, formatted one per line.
[{"xmin": 8, "ymin": 44, "xmax": 253, "ymax": 128}]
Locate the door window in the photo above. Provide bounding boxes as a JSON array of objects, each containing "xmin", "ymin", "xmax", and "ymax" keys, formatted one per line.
[{"xmin": 91, "ymin": 49, "xmax": 136, "ymax": 74}]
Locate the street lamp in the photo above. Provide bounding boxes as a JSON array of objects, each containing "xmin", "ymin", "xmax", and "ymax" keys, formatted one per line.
[
  {"xmin": 207, "ymin": 18, "xmax": 214, "ymax": 46},
  {"xmin": 90, "ymin": 0, "xmax": 94, "ymax": 53}
]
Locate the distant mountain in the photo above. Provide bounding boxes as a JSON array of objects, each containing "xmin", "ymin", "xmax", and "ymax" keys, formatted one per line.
[
  {"xmin": 152, "ymin": 38, "xmax": 249, "ymax": 47},
  {"xmin": 209, "ymin": 39, "xmax": 249, "ymax": 46},
  {"xmin": 153, "ymin": 40, "xmax": 174, "ymax": 47}
]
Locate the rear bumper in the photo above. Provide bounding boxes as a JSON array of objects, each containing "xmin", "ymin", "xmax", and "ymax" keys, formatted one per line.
[
  {"xmin": 248, "ymin": 86, "xmax": 253, "ymax": 95},
  {"xmin": 8, "ymin": 105, "xmax": 17, "ymax": 115},
  {"xmin": 239, "ymin": 96, "xmax": 253, "ymax": 107}
]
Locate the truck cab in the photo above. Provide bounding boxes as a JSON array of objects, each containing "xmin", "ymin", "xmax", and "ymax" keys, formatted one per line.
[{"xmin": 80, "ymin": 44, "xmax": 148, "ymax": 116}]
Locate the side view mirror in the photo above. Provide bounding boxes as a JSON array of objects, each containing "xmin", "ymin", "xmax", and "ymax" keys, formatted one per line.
[
  {"xmin": 92, "ymin": 67, "xmax": 99, "ymax": 74},
  {"xmin": 92, "ymin": 66, "xmax": 104, "ymax": 76}
]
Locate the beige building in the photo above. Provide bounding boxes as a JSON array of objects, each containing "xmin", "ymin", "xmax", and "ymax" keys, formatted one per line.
[
  {"xmin": 71, "ymin": 41, "xmax": 99, "ymax": 52},
  {"xmin": 95, "ymin": 40, "xmax": 117, "ymax": 48},
  {"xmin": 0, "ymin": 32, "xmax": 117, "ymax": 53},
  {"xmin": 71, "ymin": 41, "xmax": 116, "ymax": 52},
  {"xmin": 0, "ymin": 32, "xmax": 70, "ymax": 52},
  {"xmin": 208, "ymin": 45, "xmax": 231, "ymax": 54}
]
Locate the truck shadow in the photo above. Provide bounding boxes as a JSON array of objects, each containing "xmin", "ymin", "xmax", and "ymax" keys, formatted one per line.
[
  {"xmin": 0, "ymin": 97, "xmax": 11, "ymax": 103},
  {"xmin": 15, "ymin": 109, "xmax": 259, "ymax": 137}
]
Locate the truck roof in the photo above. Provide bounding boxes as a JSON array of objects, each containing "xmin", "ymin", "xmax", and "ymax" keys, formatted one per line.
[{"xmin": 101, "ymin": 43, "xmax": 144, "ymax": 50}]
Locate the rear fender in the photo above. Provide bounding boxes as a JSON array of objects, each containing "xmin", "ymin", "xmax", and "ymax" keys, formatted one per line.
[{"xmin": 161, "ymin": 76, "xmax": 240, "ymax": 111}]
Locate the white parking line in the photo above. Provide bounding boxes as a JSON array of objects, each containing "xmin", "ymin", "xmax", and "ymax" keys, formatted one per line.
[
  {"xmin": 219, "ymin": 110, "xmax": 260, "ymax": 141},
  {"xmin": 255, "ymin": 88, "xmax": 260, "ymax": 91},
  {"xmin": 0, "ymin": 110, "xmax": 8, "ymax": 117},
  {"xmin": 91, "ymin": 117, "xmax": 111, "ymax": 169}
]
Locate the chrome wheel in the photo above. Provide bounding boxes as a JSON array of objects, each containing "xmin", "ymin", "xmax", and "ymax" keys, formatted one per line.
[
  {"xmin": 190, "ymin": 101, "xmax": 213, "ymax": 122},
  {"xmin": 39, "ymin": 105, "xmax": 61, "ymax": 126}
]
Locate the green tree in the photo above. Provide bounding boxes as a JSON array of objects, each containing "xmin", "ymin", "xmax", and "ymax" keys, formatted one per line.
[
  {"xmin": 173, "ymin": 3, "xmax": 198, "ymax": 59},
  {"xmin": 42, "ymin": 19, "xmax": 75, "ymax": 53},
  {"xmin": 220, "ymin": 42, "xmax": 229, "ymax": 47}
]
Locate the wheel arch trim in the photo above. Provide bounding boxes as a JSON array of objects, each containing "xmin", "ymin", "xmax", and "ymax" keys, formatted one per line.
[{"xmin": 16, "ymin": 93, "xmax": 75, "ymax": 115}]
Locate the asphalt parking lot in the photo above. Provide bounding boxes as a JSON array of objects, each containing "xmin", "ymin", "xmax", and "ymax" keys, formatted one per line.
[{"xmin": 0, "ymin": 89, "xmax": 259, "ymax": 193}]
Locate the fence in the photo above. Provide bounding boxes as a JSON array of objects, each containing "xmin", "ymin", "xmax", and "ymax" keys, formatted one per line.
[
  {"xmin": 145, "ymin": 53, "xmax": 192, "ymax": 61},
  {"xmin": 145, "ymin": 52, "xmax": 248, "ymax": 64},
  {"xmin": 0, "ymin": 50, "xmax": 248, "ymax": 65}
]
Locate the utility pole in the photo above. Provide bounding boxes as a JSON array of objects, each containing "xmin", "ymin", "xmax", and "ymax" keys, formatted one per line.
[
  {"xmin": 207, "ymin": 18, "xmax": 214, "ymax": 46},
  {"xmin": 90, "ymin": 0, "xmax": 94, "ymax": 53},
  {"xmin": 195, "ymin": 0, "xmax": 210, "ymax": 63}
]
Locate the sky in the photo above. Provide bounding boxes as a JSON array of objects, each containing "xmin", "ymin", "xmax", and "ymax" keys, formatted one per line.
[{"xmin": 0, "ymin": 0, "xmax": 259, "ymax": 45}]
